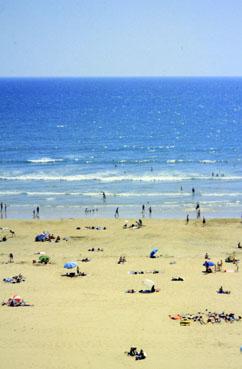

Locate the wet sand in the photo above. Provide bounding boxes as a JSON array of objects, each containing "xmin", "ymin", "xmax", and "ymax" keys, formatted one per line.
[{"xmin": 0, "ymin": 218, "xmax": 242, "ymax": 369}]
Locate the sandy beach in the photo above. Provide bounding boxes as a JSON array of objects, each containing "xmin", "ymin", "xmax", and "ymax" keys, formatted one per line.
[{"xmin": 0, "ymin": 218, "xmax": 242, "ymax": 369}]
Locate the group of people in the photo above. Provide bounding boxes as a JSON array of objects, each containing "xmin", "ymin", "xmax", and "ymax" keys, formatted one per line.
[
  {"xmin": 117, "ymin": 256, "xmax": 126, "ymax": 264},
  {"xmin": 170, "ymin": 311, "xmax": 241, "ymax": 324},
  {"xmin": 123, "ymin": 219, "xmax": 143, "ymax": 229},
  {"xmin": 0, "ymin": 202, "xmax": 7, "ymax": 218},
  {"xmin": 76, "ymin": 225, "xmax": 106, "ymax": 230},
  {"xmin": 32, "ymin": 206, "xmax": 40, "ymax": 219},
  {"xmin": 126, "ymin": 347, "xmax": 147, "ymax": 360},
  {"xmin": 35, "ymin": 232, "xmax": 61, "ymax": 243},
  {"xmin": 141, "ymin": 204, "xmax": 152, "ymax": 217},
  {"xmin": 88, "ymin": 247, "xmax": 104, "ymax": 252},
  {"xmin": 85, "ymin": 208, "xmax": 99, "ymax": 215},
  {"xmin": 186, "ymin": 213, "xmax": 206, "ymax": 225}
]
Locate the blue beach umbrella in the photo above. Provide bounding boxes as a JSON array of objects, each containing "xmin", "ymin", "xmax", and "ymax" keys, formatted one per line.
[
  {"xmin": 203, "ymin": 261, "xmax": 215, "ymax": 267},
  {"xmin": 64, "ymin": 261, "xmax": 78, "ymax": 269},
  {"xmin": 150, "ymin": 248, "xmax": 159, "ymax": 258}
]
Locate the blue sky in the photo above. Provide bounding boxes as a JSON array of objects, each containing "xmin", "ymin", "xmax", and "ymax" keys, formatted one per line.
[{"xmin": 0, "ymin": 0, "xmax": 241, "ymax": 76}]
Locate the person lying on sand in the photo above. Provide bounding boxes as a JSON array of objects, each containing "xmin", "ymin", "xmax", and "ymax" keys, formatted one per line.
[
  {"xmin": 88, "ymin": 248, "xmax": 104, "ymax": 252},
  {"xmin": 85, "ymin": 226, "xmax": 106, "ymax": 230},
  {"xmin": 78, "ymin": 257, "xmax": 91, "ymax": 262},
  {"xmin": 139, "ymin": 287, "xmax": 160, "ymax": 293},
  {"xmin": 3, "ymin": 274, "xmax": 25, "ymax": 284},
  {"xmin": 217, "ymin": 286, "xmax": 231, "ymax": 294},
  {"xmin": 127, "ymin": 285, "xmax": 160, "ymax": 294},
  {"xmin": 171, "ymin": 277, "xmax": 184, "ymax": 281},
  {"xmin": 2, "ymin": 296, "xmax": 32, "ymax": 307},
  {"xmin": 128, "ymin": 270, "xmax": 159, "ymax": 275},
  {"xmin": 61, "ymin": 271, "xmax": 87, "ymax": 278}
]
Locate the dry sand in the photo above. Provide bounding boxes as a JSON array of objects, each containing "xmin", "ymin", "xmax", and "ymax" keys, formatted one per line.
[{"xmin": 0, "ymin": 218, "xmax": 242, "ymax": 369}]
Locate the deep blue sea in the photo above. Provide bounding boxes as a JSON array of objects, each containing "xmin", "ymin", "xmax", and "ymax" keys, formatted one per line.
[{"xmin": 0, "ymin": 77, "xmax": 242, "ymax": 219}]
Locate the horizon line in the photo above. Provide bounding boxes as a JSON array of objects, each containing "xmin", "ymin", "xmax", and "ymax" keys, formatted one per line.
[{"xmin": 0, "ymin": 75, "xmax": 242, "ymax": 79}]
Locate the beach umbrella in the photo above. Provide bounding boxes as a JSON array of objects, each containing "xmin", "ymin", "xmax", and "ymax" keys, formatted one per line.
[
  {"xmin": 150, "ymin": 248, "xmax": 158, "ymax": 258},
  {"xmin": 143, "ymin": 279, "xmax": 155, "ymax": 288},
  {"xmin": 64, "ymin": 261, "xmax": 78, "ymax": 269},
  {"xmin": 39, "ymin": 255, "xmax": 50, "ymax": 263},
  {"xmin": 203, "ymin": 261, "xmax": 215, "ymax": 267}
]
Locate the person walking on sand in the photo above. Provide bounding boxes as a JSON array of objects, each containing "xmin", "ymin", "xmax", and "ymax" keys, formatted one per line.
[
  {"xmin": 186, "ymin": 214, "xmax": 189, "ymax": 224},
  {"xmin": 114, "ymin": 207, "xmax": 119, "ymax": 218},
  {"xmin": 202, "ymin": 216, "xmax": 206, "ymax": 226},
  {"xmin": 149, "ymin": 206, "xmax": 152, "ymax": 217}
]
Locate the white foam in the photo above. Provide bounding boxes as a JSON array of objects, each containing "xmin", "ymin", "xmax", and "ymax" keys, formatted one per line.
[
  {"xmin": 27, "ymin": 157, "xmax": 64, "ymax": 164},
  {"xmin": 1, "ymin": 173, "xmax": 242, "ymax": 183}
]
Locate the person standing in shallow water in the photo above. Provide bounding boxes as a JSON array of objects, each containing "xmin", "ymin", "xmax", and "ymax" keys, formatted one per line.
[
  {"xmin": 102, "ymin": 192, "xmax": 106, "ymax": 202},
  {"xmin": 36, "ymin": 206, "xmax": 39, "ymax": 218},
  {"xmin": 114, "ymin": 207, "xmax": 119, "ymax": 218}
]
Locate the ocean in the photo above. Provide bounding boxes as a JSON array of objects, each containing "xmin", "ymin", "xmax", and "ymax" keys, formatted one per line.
[{"xmin": 0, "ymin": 77, "xmax": 242, "ymax": 219}]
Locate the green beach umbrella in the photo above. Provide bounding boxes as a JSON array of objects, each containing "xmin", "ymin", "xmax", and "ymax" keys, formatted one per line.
[{"xmin": 39, "ymin": 255, "xmax": 50, "ymax": 263}]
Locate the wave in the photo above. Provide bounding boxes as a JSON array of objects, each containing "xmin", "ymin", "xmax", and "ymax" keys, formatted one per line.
[
  {"xmin": 167, "ymin": 159, "xmax": 227, "ymax": 164},
  {"xmin": 27, "ymin": 157, "xmax": 64, "ymax": 164},
  {"xmin": 0, "ymin": 172, "xmax": 242, "ymax": 183}
]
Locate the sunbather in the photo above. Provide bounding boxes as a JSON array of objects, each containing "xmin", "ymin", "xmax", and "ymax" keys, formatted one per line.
[{"xmin": 217, "ymin": 286, "xmax": 231, "ymax": 294}]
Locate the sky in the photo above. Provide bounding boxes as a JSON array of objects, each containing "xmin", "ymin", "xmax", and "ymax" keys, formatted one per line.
[{"xmin": 0, "ymin": 0, "xmax": 242, "ymax": 77}]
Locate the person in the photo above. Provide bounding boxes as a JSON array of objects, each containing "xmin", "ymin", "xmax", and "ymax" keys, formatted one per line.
[
  {"xmin": 102, "ymin": 192, "xmax": 106, "ymax": 202},
  {"xmin": 195, "ymin": 202, "xmax": 200, "ymax": 210},
  {"xmin": 149, "ymin": 206, "xmax": 152, "ymax": 216},
  {"xmin": 238, "ymin": 242, "xmax": 242, "ymax": 249},
  {"xmin": 36, "ymin": 206, "xmax": 39, "ymax": 217},
  {"xmin": 202, "ymin": 216, "xmax": 206, "ymax": 225},
  {"xmin": 55, "ymin": 235, "xmax": 60, "ymax": 243},
  {"xmin": 127, "ymin": 347, "xmax": 138, "ymax": 357},
  {"xmin": 197, "ymin": 209, "xmax": 201, "ymax": 219},
  {"xmin": 136, "ymin": 219, "xmax": 143, "ymax": 228},
  {"xmin": 76, "ymin": 266, "xmax": 80, "ymax": 275},
  {"xmin": 217, "ymin": 260, "xmax": 223, "ymax": 272},
  {"xmin": 204, "ymin": 252, "xmax": 209, "ymax": 259},
  {"xmin": 9, "ymin": 253, "xmax": 14, "ymax": 263},
  {"xmin": 235, "ymin": 261, "xmax": 239, "ymax": 272},
  {"xmin": 114, "ymin": 207, "xmax": 119, "ymax": 218},
  {"xmin": 135, "ymin": 349, "xmax": 147, "ymax": 360},
  {"xmin": 33, "ymin": 209, "xmax": 36, "ymax": 219},
  {"xmin": 217, "ymin": 286, "xmax": 230, "ymax": 294},
  {"xmin": 186, "ymin": 214, "xmax": 189, "ymax": 224},
  {"xmin": 192, "ymin": 187, "xmax": 195, "ymax": 195},
  {"xmin": 0, "ymin": 202, "xmax": 3, "ymax": 212},
  {"xmin": 9, "ymin": 229, "xmax": 15, "ymax": 237}
]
